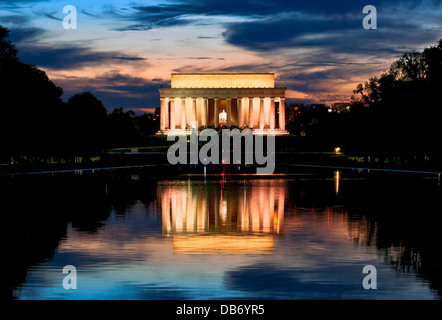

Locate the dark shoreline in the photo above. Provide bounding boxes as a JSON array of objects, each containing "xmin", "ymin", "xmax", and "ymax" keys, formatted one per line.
[{"xmin": 1, "ymin": 152, "xmax": 441, "ymax": 177}]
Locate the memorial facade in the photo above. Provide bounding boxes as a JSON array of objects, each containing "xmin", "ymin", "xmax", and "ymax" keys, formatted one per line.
[{"xmin": 157, "ymin": 73, "xmax": 288, "ymax": 135}]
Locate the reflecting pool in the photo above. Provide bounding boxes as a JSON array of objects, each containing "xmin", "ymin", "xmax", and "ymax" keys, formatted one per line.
[{"xmin": 3, "ymin": 168, "xmax": 441, "ymax": 299}]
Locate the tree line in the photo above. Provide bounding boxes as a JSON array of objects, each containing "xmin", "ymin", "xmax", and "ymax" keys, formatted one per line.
[
  {"xmin": 0, "ymin": 26, "xmax": 159, "ymax": 162},
  {"xmin": 286, "ymin": 39, "xmax": 442, "ymax": 156}
]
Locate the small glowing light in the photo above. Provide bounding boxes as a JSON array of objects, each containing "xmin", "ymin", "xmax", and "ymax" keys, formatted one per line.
[
  {"xmin": 219, "ymin": 109, "xmax": 227, "ymax": 124},
  {"xmin": 328, "ymin": 108, "xmax": 333, "ymax": 113},
  {"xmin": 334, "ymin": 147, "xmax": 341, "ymax": 154}
]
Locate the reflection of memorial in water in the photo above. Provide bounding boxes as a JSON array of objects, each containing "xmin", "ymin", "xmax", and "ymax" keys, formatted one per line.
[{"xmin": 158, "ymin": 179, "xmax": 286, "ymax": 254}]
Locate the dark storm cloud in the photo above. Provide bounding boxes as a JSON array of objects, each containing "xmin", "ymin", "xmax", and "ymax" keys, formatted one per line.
[
  {"xmin": 220, "ymin": 4, "xmax": 442, "ymax": 56},
  {"xmin": 33, "ymin": 8, "xmax": 62, "ymax": 21},
  {"xmin": 7, "ymin": 26, "xmax": 46, "ymax": 42},
  {"xmin": 16, "ymin": 44, "xmax": 147, "ymax": 69},
  {"xmin": 112, "ymin": 56, "xmax": 146, "ymax": 61},
  {"xmin": 187, "ymin": 56, "xmax": 225, "ymax": 60},
  {"xmin": 0, "ymin": 15, "xmax": 30, "ymax": 24},
  {"xmin": 197, "ymin": 36, "xmax": 218, "ymax": 39},
  {"xmin": 110, "ymin": 0, "xmax": 438, "ymax": 30},
  {"xmin": 110, "ymin": 0, "xmax": 442, "ymax": 64},
  {"xmin": 113, "ymin": 0, "xmax": 363, "ymax": 26},
  {"xmin": 112, "ymin": 24, "xmax": 152, "ymax": 31}
]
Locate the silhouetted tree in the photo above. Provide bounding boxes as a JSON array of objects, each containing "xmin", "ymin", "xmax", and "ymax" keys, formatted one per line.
[
  {"xmin": 135, "ymin": 113, "xmax": 160, "ymax": 137},
  {"xmin": 351, "ymin": 39, "xmax": 442, "ymax": 154},
  {"xmin": 0, "ymin": 26, "xmax": 64, "ymax": 154},
  {"xmin": 106, "ymin": 108, "xmax": 141, "ymax": 147},
  {"xmin": 65, "ymin": 92, "xmax": 108, "ymax": 153}
]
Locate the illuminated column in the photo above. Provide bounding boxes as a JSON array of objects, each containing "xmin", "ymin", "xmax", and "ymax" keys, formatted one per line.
[
  {"xmin": 270, "ymin": 98, "xmax": 275, "ymax": 129},
  {"xmin": 226, "ymin": 98, "xmax": 231, "ymax": 128},
  {"xmin": 248, "ymin": 97, "xmax": 254, "ymax": 128},
  {"xmin": 237, "ymin": 98, "xmax": 243, "ymax": 128},
  {"xmin": 279, "ymin": 98, "xmax": 285, "ymax": 130},
  {"xmin": 160, "ymin": 98, "xmax": 169, "ymax": 130},
  {"xmin": 243, "ymin": 98, "xmax": 249, "ymax": 127},
  {"xmin": 170, "ymin": 98, "xmax": 176, "ymax": 129},
  {"xmin": 180, "ymin": 98, "xmax": 187, "ymax": 129},
  {"xmin": 186, "ymin": 98, "xmax": 192, "ymax": 125},
  {"xmin": 196, "ymin": 98, "xmax": 201, "ymax": 125},
  {"xmin": 214, "ymin": 98, "xmax": 219, "ymax": 128},
  {"xmin": 259, "ymin": 97, "xmax": 265, "ymax": 129},
  {"xmin": 202, "ymin": 98, "xmax": 208, "ymax": 128},
  {"xmin": 192, "ymin": 98, "xmax": 197, "ymax": 127}
]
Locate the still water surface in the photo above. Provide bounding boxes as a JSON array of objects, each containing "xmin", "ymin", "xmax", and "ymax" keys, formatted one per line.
[{"xmin": 3, "ymin": 168, "xmax": 441, "ymax": 299}]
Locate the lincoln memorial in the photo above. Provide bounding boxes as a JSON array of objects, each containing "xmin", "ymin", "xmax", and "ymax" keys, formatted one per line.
[{"xmin": 157, "ymin": 73, "xmax": 289, "ymax": 135}]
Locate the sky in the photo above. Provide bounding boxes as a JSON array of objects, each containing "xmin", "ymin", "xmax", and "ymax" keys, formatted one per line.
[{"xmin": 1, "ymin": 0, "xmax": 441, "ymax": 113}]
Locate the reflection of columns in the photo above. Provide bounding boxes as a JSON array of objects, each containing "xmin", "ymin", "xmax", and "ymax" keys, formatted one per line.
[
  {"xmin": 170, "ymin": 98, "xmax": 176, "ymax": 129},
  {"xmin": 214, "ymin": 98, "xmax": 219, "ymax": 128},
  {"xmin": 248, "ymin": 97, "xmax": 254, "ymax": 128},
  {"xmin": 214, "ymin": 187, "xmax": 220, "ymax": 230},
  {"xmin": 252, "ymin": 188, "xmax": 260, "ymax": 231},
  {"xmin": 259, "ymin": 97, "xmax": 265, "ymax": 129},
  {"xmin": 263, "ymin": 185, "xmax": 270, "ymax": 232},
  {"xmin": 277, "ymin": 189, "xmax": 284, "ymax": 234},
  {"xmin": 279, "ymin": 98, "xmax": 285, "ymax": 130},
  {"xmin": 160, "ymin": 98, "xmax": 169, "ymax": 130},
  {"xmin": 334, "ymin": 171, "xmax": 340, "ymax": 195},
  {"xmin": 175, "ymin": 192, "xmax": 183, "ymax": 232},
  {"xmin": 162, "ymin": 193, "xmax": 171, "ymax": 234},
  {"xmin": 246, "ymin": 189, "xmax": 252, "ymax": 232},
  {"xmin": 269, "ymin": 186, "xmax": 275, "ymax": 232},
  {"xmin": 259, "ymin": 182, "xmax": 264, "ymax": 231},
  {"xmin": 171, "ymin": 192, "xmax": 177, "ymax": 232},
  {"xmin": 180, "ymin": 98, "xmax": 187, "ymax": 129},
  {"xmin": 270, "ymin": 98, "xmax": 275, "ymax": 129},
  {"xmin": 226, "ymin": 98, "xmax": 231, "ymax": 128},
  {"xmin": 202, "ymin": 98, "xmax": 208, "ymax": 128},
  {"xmin": 186, "ymin": 182, "xmax": 194, "ymax": 231},
  {"xmin": 237, "ymin": 98, "xmax": 243, "ymax": 128},
  {"xmin": 201, "ymin": 193, "xmax": 208, "ymax": 232},
  {"xmin": 240, "ymin": 187, "xmax": 249, "ymax": 231}
]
